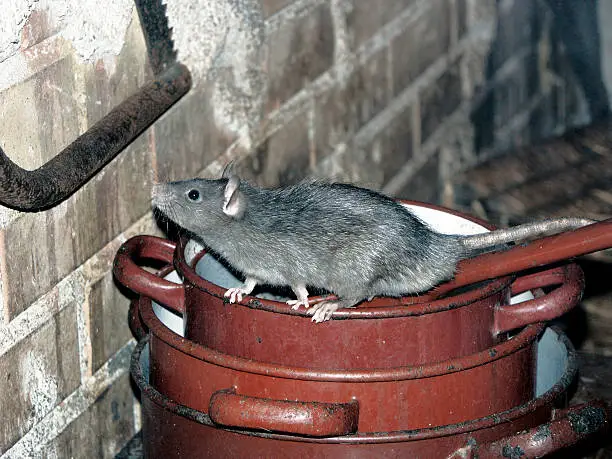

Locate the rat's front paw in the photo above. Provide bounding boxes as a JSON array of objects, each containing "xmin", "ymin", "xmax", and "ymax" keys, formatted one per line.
[
  {"xmin": 224, "ymin": 287, "xmax": 246, "ymax": 303},
  {"xmin": 287, "ymin": 299, "xmax": 310, "ymax": 310},
  {"xmin": 307, "ymin": 302, "xmax": 339, "ymax": 323}
]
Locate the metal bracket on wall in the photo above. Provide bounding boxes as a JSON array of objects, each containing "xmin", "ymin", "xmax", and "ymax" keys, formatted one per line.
[{"xmin": 0, "ymin": 0, "xmax": 191, "ymax": 212}]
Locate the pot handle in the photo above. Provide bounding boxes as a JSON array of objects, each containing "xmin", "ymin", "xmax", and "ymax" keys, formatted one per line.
[
  {"xmin": 208, "ymin": 388, "xmax": 359, "ymax": 437},
  {"xmin": 129, "ymin": 297, "xmax": 148, "ymax": 341},
  {"xmin": 113, "ymin": 235, "xmax": 185, "ymax": 314},
  {"xmin": 450, "ymin": 401, "xmax": 610, "ymax": 458},
  {"xmin": 493, "ymin": 263, "xmax": 584, "ymax": 334}
]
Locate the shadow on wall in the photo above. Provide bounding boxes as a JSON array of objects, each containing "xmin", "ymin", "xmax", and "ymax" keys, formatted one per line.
[{"xmin": 471, "ymin": 0, "xmax": 610, "ymax": 156}]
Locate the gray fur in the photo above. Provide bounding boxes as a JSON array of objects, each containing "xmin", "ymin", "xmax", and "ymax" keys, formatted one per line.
[{"xmin": 152, "ymin": 176, "xmax": 593, "ymax": 313}]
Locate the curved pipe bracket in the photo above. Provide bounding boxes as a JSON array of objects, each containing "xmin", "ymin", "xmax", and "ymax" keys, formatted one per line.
[{"xmin": 0, "ymin": 0, "xmax": 191, "ymax": 212}]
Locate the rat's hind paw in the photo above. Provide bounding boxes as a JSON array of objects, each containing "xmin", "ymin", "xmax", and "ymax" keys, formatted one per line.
[
  {"xmin": 224, "ymin": 287, "xmax": 248, "ymax": 303},
  {"xmin": 287, "ymin": 298, "xmax": 310, "ymax": 310},
  {"xmin": 307, "ymin": 302, "xmax": 339, "ymax": 323}
]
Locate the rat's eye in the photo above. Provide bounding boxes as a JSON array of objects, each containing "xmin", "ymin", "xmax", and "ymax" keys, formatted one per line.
[{"xmin": 187, "ymin": 189, "xmax": 201, "ymax": 202}]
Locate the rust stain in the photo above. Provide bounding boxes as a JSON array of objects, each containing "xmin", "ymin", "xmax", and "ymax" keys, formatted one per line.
[
  {"xmin": 20, "ymin": 9, "xmax": 51, "ymax": 51},
  {"xmin": 531, "ymin": 422, "xmax": 551, "ymax": 442},
  {"xmin": 501, "ymin": 444, "xmax": 525, "ymax": 458},
  {"xmin": 568, "ymin": 405, "xmax": 606, "ymax": 435}
]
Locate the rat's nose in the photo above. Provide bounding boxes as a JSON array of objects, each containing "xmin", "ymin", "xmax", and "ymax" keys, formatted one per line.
[
  {"xmin": 151, "ymin": 183, "xmax": 171, "ymax": 209},
  {"xmin": 152, "ymin": 183, "xmax": 169, "ymax": 197}
]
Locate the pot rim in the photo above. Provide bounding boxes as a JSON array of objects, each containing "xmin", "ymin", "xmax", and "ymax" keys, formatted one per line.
[
  {"xmin": 137, "ymin": 292, "xmax": 545, "ymax": 382},
  {"xmin": 130, "ymin": 326, "xmax": 576, "ymax": 444},
  {"xmin": 174, "ymin": 199, "xmax": 516, "ymax": 319}
]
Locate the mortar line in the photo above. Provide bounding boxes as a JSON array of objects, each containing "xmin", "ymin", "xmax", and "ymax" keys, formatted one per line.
[
  {"xmin": 1, "ymin": 340, "xmax": 136, "ymax": 459},
  {"xmin": 76, "ymin": 287, "xmax": 93, "ymax": 380},
  {"xmin": 264, "ymin": 0, "xmax": 328, "ymax": 36},
  {"xmin": 329, "ymin": 0, "xmax": 353, "ymax": 84},
  {"xmin": 0, "ymin": 35, "xmax": 73, "ymax": 93},
  {"xmin": 149, "ymin": 127, "xmax": 159, "ymax": 184},
  {"xmin": 355, "ymin": 1, "xmax": 430, "ymax": 62},
  {"xmin": 0, "ymin": 231, "xmax": 7, "ymax": 324}
]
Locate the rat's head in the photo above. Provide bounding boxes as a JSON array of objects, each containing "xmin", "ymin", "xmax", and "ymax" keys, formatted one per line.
[{"xmin": 152, "ymin": 175, "xmax": 246, "ymax": 236}]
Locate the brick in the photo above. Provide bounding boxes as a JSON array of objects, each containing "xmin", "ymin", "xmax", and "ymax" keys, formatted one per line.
[
  {"xmin": 394, "ymin": 151, "xmax": 440, "ymax": 203},
  {"xmin": 85, "ymin": 13, "xmax": 151, "ymax": 127},
  {"xmin": 456, "ymin": 0, "xmax": 468, "ymax": 40},
  {"xmin": 314, "ymin": 142, "xmax": 384, "ymax": 188},
  {"xmin": 493, "ymin": 67, "xmax": 531, "ymax": 131},
  {"xmin": 379, "ymin": 104, "xmax": 414, "ymax": 182},
  {"xmin": 554, "ymin": 50, "xmax": 585, "ymax": 126},
  {"xmin": 0, "ymin": 304, "xmax": 80, "ymax": 453},
  {"xmin": 468, "ymin": 0, "xmax": 496, "ymax": 27},
  {"xmin": 89, "ymin": 271, "xmax": 133, "ymax": 373},
  {"xmin": 20, "ymin": 8, "xmax": 61, "ymax": 50},
  {"xmin": 0, "ymin": 55, "xmax": 81, "ymax": 171},
  {"xmin": 2, "ymin": 212, "xmax": 55, "ymax": 318},
  {"xmin": 40, "ymin": 373, "xmax": 136, "ymax": 459},
  {"xmin": 155, "ymin": 83, "xmax": 235, "ymax": 181},
  {"xmin": 524, "ymin": 50, "xmax": 540, "ymax": 100},
  {"xmin": 358, "ymin": 103, "xmax": 415, "ymax": 185},
  {"xmin": 315, "ymin": 48, "xmax": 390, "ymax": 157},
  {"xmin": 265, "ymin": 3, "xmax": 334, "ymax": 111},
  {"xmin": 262, "ymin": 0, "xmax": 293, "ymax": 17},
  {"xmin": 527, "ymin": 92, "xmax": 557, "ymax": 143},
  {"xmin": 391, "ymin": 0, "xmax": 452, "ymax": 96},
  {"xmin": 419, "ymin": 63, "xmax": 462, "ymax": 143},
  {"xmin": 490, "ymin": 0, "xmax": 538, "ymax": 72},
  {"xmin": 490, "ymin": 48, "xmax": 551, "ymax": 141},
  {"xmin": 237, "ymin": 112, "xmax": 311, "ymax": 187},
  {"xmin": 348, "ymin": 0, "xmax": 416, "ymax": 49}
]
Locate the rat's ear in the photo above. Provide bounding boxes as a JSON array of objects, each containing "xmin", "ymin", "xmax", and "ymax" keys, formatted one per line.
[
  {"xmin": 221, "ymin": 161, "xmax": 236, "ymax": 179},
  {"xmin": 222, "ymin": 175, "xmax": 245, "ymax": 218}
]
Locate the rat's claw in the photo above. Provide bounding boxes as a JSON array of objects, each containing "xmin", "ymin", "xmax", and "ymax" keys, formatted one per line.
[
  {"xmin": 308, "ymin": 302, "xmax": 339, "ymax": 323},
  {"xmin": 287, "ymin": 299, "xmax": 310, "ymax": 310},
  {"xmin": 224, "ymin": 287, "xmax": 244, "ymax": 304}
]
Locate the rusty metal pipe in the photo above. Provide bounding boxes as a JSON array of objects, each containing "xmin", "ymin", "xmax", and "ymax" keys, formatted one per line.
[
  {"xmin": 471, "ymin": 402, "xmax": 611, "ymax": 458},
  {"xmin": 0, "ymin": 62, "xmax": 191, "ymax": 211}
]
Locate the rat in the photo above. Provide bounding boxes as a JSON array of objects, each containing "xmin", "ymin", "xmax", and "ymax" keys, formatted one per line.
[{"xmin": 152, "ymin": 174, "xmax": 594, "ymax": 323}]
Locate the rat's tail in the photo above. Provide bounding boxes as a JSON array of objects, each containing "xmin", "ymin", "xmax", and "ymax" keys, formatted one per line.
[{"xmin": 459, "ymin": 217, "xmax": 596, "ymax": 251}]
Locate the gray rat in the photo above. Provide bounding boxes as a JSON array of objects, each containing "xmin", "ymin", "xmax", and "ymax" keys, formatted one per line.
[{"xmin": 152, "ymin": 175, "xmax": 594, "ymax": 323}]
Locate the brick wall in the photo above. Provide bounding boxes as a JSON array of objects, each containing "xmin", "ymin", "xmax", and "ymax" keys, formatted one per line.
[{"xmin": 0, "ymin": 0, "xmax": 593, "ymax": 457}]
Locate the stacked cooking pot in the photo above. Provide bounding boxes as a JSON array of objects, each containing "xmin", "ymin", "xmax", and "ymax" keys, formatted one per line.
[{"xmin": 114, "ymin": 202, "xmax": 610, "ymax": 458}]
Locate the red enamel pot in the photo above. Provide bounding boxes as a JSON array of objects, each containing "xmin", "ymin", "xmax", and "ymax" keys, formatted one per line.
[
  {"xmin": 114, "ymin": 201, "xmax": 586, "ymax": 370},
  {"xmin": 129, "ymin": 319, "xmax": 611, "ymax": 458},
  {"xmin": 130, "ymin": 281, "xmax": 544, "ymax": 433}
]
